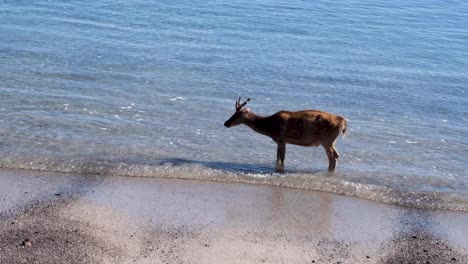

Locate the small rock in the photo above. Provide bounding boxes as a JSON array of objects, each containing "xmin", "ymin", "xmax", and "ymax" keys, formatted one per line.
[
  {"xmin": 21, "ymin": 238, "xmax": 32, "ymax": 247},
  {"xmin": 54, "ymin": 193, "xmax": 61, "ymax": 196},
  {"xmin": 451, "ymin": 258, "xmax": 456, "ymax": 262},
  {"xmin": 412, "ymin": 236, "xmax": 418, "ymax": 239},
  {"xmin": 204, "ymin": 244, "xmax": 209, "ymax": 247},
  {"xmin": 366, "ymin": 256, "xmax": 370, "ymax": 259}
]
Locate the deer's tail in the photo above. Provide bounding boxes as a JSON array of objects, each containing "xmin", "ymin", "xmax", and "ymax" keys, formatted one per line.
[{"xmin": 340, "ymin": 118, "xmax": 348, "ymax": 139}]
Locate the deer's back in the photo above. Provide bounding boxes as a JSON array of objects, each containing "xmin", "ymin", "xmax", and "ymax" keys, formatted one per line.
[{"xmin": 273, "ymin": 110, "xmax": 345, "ymax": 146}]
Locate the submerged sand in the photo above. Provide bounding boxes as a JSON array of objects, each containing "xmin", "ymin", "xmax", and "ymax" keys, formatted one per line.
[{"xmin": 0, "ymin": 168, "xmax": 467, "ymax": 263}]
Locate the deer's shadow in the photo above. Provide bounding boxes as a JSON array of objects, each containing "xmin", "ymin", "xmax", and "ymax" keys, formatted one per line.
[{"xmin": 158, "ymin": 158, "xmax": 322, "ymax": 175}]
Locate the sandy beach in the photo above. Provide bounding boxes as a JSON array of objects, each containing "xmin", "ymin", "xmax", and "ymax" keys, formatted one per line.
[{"xmin": 0, "ymin": 168, "xmax": 466, "ymax": 264}]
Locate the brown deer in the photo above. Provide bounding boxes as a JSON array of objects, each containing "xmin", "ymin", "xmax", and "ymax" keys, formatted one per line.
[{"xmin": 224, "ymin": 97, "xmax": 347, "ymax": 172}]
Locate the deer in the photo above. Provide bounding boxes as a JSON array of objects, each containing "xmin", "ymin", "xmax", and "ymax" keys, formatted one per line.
[{"xmin": 224, "ymin": 97, "xmax": 347, "ymax": 172}]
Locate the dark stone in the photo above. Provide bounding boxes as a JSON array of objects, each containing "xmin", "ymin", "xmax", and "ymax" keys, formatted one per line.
[{"xmin": 21, "ymin": 238, "xmax": 32, "ymax": 247}]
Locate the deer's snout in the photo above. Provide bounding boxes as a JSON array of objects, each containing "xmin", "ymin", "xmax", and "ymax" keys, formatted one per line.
[{"xmin": 224, "ymin": 111, "xmax": 242, "ymax": 128}]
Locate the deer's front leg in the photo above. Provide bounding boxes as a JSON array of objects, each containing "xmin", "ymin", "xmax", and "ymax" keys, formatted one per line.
[{"xmin": 276, "ymin": 142, "xmax": 286, "ymax": 172}]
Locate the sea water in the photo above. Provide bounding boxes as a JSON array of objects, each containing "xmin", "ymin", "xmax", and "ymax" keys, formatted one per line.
[{"xmin": 1, "ymin": 0, "xmax": 467, "ymax": 210}]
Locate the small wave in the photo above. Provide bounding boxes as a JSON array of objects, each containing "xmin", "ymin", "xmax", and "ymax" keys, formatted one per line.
[
  {"xmin": 169, "ymin": 96, "xmax": 187, "ymax": 101},
  {"xmin": 0, "ymin": 158, "xmax": 466, "ymax": 212}
]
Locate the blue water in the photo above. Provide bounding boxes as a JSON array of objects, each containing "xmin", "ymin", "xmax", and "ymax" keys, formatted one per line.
[{"xmin": 1, "ymin": 0, "xmax": 467, "ymax": 210}]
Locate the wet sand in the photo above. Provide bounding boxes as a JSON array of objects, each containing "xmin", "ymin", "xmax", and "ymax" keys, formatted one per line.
[{"xmin": 0, "ymin": 168, "xmax": 467, "ymax": 263}]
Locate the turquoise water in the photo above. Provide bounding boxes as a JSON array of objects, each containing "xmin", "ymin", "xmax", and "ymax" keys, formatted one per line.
[{"xmin": 1, "ymin": 0, "xmax": 467, "ymax": 210}]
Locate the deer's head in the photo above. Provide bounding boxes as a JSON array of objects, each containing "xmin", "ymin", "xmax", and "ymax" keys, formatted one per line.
[{"xmin": 224, "ymin": 97, "xmax": 250, "ymax": 128}]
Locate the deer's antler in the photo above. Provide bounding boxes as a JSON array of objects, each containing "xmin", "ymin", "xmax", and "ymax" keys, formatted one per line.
[{"xmin": 236, "ymin": 97, "xmax": 250, "ymax": 111}]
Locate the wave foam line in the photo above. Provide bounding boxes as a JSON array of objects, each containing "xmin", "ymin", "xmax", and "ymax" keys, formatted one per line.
[{"xmin": 0, "ymin": 160, "xmax": 466, "ymax": 212}]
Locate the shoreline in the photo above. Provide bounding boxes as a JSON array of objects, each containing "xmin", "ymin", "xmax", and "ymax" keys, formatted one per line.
[
  {"xmin": 1, "ymin": 166, "xmax": 466, "ymax": 213},
  {"xmin": 1, "ymin": 168, "xmax": 467, "ymax": 263}
]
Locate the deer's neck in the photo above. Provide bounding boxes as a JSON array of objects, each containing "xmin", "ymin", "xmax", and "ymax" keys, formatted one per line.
[{"xmin": 244, "ymin": 112, "xmax": 276, "ymax": 138}]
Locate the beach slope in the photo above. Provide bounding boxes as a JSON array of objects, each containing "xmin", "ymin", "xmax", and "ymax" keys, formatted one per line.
[{"xmin": 0, "ymin": 169, "xmax": 467, "ymax": 263}]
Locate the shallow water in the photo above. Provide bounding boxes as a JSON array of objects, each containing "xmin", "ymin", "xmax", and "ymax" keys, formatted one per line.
[{"xmin": 1, "ymin": 0, "xmax": 467, "ymax": 210}]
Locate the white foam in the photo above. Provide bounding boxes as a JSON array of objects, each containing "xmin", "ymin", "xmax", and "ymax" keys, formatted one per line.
[
  {"xmin": 2, "ymin": 160, "xmax": 465, "ymax": 212},
  {"xmin": 169, "ymin": 97, "xmax": 187, "ymax": 101}
]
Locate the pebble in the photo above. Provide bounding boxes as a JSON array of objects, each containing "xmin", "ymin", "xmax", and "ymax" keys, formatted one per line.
[{"xmin": 21, "ymin": 238, "xmax": 32, "ymax": 247}]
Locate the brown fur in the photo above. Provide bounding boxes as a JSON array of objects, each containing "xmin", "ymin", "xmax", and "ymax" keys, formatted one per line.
[{"xmin": 224, "ymin": 101, "xmax": 347, "ymax": 171}]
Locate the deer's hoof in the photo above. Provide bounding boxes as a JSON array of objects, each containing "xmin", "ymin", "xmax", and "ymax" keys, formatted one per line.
[
  {"xmin": 275, "ymin": 168, "xmax": 285, "ymax": 173},
  {"xmin": 275, "ymin": 163, "xmax": 284, "ymax": 173}
]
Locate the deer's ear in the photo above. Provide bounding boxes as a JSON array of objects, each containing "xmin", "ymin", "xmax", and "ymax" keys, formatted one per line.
[{"xmin": 245, "ymin": 107, "xmax": 251, "ymax": 112}]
